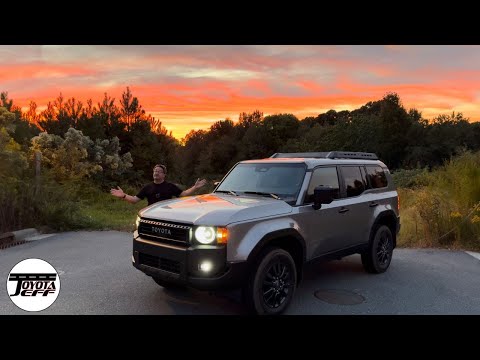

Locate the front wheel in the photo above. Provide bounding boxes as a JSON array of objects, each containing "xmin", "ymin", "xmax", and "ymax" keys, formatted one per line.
[
  {"xmin": 243, "ymin": 247, "xmax": 297, "ymax": 315},
  {"xmin": 361, "ymin": 225, "xmax": 393, "ymax": 274}
]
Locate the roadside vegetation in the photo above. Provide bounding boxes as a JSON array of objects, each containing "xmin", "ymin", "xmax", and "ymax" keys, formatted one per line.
[
  {"xmin": 1, "ymin": 90, "xmax": 479, "ymax": 249},
  {"xmin": 394, "ymin": 151, "xmax": 480, "ymax": 251}
]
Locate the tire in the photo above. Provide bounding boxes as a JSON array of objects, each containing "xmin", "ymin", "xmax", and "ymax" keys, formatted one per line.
[
  {"xmin": 152, "ymin": 276, "xmax": 185, "ymax": 290},
  {"xmin": 361, "ymin": 225, "xmax": 394, "ymax": 274},
  {"xmin": 243, "ymin": 247, "xmax": 297, "ymax": 315}
]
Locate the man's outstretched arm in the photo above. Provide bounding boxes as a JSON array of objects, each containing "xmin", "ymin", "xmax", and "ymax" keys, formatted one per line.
[
  {"xmin": 110, "ymin": 186, "xmax": 142, "ymax": 204},
  {"xmin": 180, "ymin": 178, "xmax": 207, "ymax": 197}
]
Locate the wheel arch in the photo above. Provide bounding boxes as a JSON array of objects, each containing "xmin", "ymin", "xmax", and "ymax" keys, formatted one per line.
[
  {"xmin": 371, "ymin": 210, "xmax": 398, "ymax": 248},
  {"xmin": 246, "ymin": 229, "xmax": 306, "ymax": 284}
]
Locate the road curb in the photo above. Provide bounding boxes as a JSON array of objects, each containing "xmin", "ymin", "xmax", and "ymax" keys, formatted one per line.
[
  {"xmin": 12, "ymin": 228, "xmax": 39, "ymax": 241},
  {"xmin": 0, "ymin": 228, "xmax": 40, "ymax": 249},
  {"xmin": 466, "ymin": 251, "xmax": 480, "ymax": 261}
]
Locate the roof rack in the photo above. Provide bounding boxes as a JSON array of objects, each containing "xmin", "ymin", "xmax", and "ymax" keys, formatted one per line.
[{"xmin": 270, "ymin": 151, "xmax": 379, "ymax": 160}]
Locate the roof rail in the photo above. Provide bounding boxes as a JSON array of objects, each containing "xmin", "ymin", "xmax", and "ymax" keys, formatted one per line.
[
  {"xmin": 270, "ymin": 152, "xmax": 329, "ymax": 158},
  {"xmin": 270, "ymin": 151, "xmax": 379, "ymax": 160}
]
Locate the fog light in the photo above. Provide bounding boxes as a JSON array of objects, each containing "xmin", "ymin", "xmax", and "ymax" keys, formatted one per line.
[{"xmin": 199, "ymin": 261, "xmax": 213, "ymax": 272}]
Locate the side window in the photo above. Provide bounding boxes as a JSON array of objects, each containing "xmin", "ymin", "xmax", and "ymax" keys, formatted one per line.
[
  {"xmin": 341, "ymin": 166, "xmax": 365, "ymax": 198},
  {"xmin": 366, "ymin": 166, "xmax": 388, "ymax": 189},
  {"xmin": 360, "ymin": 166, "xmax": 370, "ymax": 190},
  {"xmin": 305, "ymin": 167, "xmax": 340, "ymax": 204}
]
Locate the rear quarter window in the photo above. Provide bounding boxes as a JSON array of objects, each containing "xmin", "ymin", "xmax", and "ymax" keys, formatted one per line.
[{"xmin": 365, "ymin": 166, "xmax": 388, "ymax": 188}]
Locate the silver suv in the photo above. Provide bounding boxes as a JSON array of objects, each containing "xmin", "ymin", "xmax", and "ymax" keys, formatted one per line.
[{"xmin": 132, "ymin": 152, "xmax": 400, "ymax": 314}]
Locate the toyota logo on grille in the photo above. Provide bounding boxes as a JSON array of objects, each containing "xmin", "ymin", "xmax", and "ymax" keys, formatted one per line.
[{"xmin": 152, "ymin": 227, "xmax": 172, "ymax": 236}]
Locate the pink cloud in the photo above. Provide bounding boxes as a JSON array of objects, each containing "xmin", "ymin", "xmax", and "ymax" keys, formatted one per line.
[{"xmin": 3, "ymin": 46, "xmax": 480, "ymax": 139}]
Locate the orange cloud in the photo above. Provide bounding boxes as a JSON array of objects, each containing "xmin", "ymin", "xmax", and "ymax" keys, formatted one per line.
[
  {"xmin": 4, "ymin": 45, "xmax": 480, "ymax": 140},
  {"xmin": 0, "ymin": 63, "xmax": 97, "ymax": 82}
]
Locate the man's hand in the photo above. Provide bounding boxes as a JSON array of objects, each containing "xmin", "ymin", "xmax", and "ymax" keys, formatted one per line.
[
  {"xmin": 110, "ymin": 186, "xmax": 125, "ymax": 198},
  {"xmin": 194, "ymin": 178, "xmax": 207, "ymax": 190}
]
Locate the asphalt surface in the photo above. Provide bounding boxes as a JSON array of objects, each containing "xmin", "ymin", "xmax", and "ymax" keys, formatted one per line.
[{"xmin": 0, "ymin": 231, "xmax": 479, "ymax": 315}]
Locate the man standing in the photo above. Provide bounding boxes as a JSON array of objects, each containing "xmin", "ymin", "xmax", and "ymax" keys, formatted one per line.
[{"xmin": 110, "ymin": 164, "xmax": 207, "ymax": 205}]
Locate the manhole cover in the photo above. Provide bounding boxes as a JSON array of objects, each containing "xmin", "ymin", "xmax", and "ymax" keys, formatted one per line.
[{"xmin": 314, "ymin": 289, "xmax": 365, "ymax": 305}]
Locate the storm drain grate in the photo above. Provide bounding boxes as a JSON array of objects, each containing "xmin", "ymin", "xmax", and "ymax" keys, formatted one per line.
[
  {"xmin": 0, "ymin": 240, "xmax": 27, "ymax": 250},
  {"xmin": 314, "ymin": 289, "xmax": 365, "ymax": 305}
]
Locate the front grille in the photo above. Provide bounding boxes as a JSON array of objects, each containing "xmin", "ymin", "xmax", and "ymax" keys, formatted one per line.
[
  {"xmin": 139, "ymin": 253, "xmax": 181, "ymax": 274},
  {"xmin": 138, "ymin": 218, "xmax": 191, "ymax": 247}
]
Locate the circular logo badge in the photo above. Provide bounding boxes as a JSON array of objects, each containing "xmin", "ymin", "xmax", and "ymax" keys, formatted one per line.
[{"xmin": 6, "ymin": 258, "xmax": 61, "ymax": 312}]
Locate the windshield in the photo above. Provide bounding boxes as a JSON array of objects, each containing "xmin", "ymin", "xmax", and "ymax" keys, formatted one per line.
[{"xmin": 215, "ymin": 162, "xmax": 306, "ymax": 204}]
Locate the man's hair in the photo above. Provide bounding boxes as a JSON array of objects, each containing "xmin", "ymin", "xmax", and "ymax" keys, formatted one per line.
[{"xmin": 154, "ymin": 164, "xmax": 167, "ymax": 174}]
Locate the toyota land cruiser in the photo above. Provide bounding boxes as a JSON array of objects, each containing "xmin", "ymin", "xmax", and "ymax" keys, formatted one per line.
[{"xmin": 132, "ymin": 151, "xmax": 400, "ymax": 314}]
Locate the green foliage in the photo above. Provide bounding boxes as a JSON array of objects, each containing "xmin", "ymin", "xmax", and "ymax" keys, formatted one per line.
[
  {"xmin": 31, "ymin": 129, "xmax": 98, "ymax": 182},
  {"xmin": 0, "ymin": 125, "xmax": 28, "ymax": 179},
  {"xmin": 2, "ymin": 88, "xmax": 480, "ymax": 249},
  {"xmin": 76, "ymin": 183, "xmax": 145, "ymax": 231},
  {"xmin": 27, "ymin": 178, "xmax": 93, "ymax": 231},
  {"xmin": 397, "ymin": 151, "xmax": 480, "ymax": 250},
  {"xmin": 0, "ymin": 106, "xmax": 16, "ymax": 128},
  {"xmin": 0, "ymin": 172, "xmax": 90, "ymax": 233},
  {"xmin": 0, "ymin": 109, "xmax": 31, "ymax": 232},
  {"xmin": 391, "ymin": 168, "xmax": 429, "ymax": 188},
  {"xmin": 31, "ymin": 128, "xmax": 133, "ymax": 184}
]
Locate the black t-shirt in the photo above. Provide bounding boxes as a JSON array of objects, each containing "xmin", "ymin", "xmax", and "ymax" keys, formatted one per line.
[{"xmin": 136, "ymin": 182, "xmax": 183, "ymax": 205}]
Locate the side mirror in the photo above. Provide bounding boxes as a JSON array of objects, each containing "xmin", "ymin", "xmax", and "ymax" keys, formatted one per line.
[
  {"xmin": 214, "ymin": 181, "xmax": 220, "ymax": 187},
  {"xmin": 312, "ymin": 186, "xmax": 335, "ymax": 210}
]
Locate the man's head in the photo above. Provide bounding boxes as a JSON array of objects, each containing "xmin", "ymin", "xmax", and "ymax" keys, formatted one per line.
[{"xmin": 153, "ymin": 164, "xmax": 167, "ymax": 183}]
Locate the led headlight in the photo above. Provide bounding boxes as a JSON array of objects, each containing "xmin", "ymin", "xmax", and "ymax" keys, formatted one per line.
[
  {"xmin": 193, "ymin": 226, "xmax": 229, "ymax": 245},
  {"xmin": 194, "ymin": 226, "xmax": 216, "ymax": 244},
  {"xmin": 135, "ymin": 216, "xmax": 140, "ymax": 229}
]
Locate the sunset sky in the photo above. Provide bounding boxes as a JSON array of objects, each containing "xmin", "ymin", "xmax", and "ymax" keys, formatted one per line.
[{"xmin": 1, "ymin": 45, "xmax": 479, "ymax": 139}]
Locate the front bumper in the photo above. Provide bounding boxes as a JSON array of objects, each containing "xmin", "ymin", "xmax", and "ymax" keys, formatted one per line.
[{"xmin": 132, "ymin": 234, "xmax": 248, "ymax": 291}]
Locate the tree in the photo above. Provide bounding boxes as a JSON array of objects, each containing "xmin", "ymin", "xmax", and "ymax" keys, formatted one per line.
[
  {"xmin": 31, "ymin": 128, "xmax": 132, "ymax": 184},
  {"xmin": 0, "ymin": 102, "xmax": 39, "ymax": 147},
  {"xmin": 179, "ymin": 129, "xmax": 208, "ymax": 184},
  {"xmin": 0, "ymin": 107, "xmax": 28, "ymax": 179},
  {"xmin": 37, "ymin": 93, "xmax": 76, "ymax": 135},
  {"xmin": 1, "ymin": 92, "xmax": 14, "ymax": 111},
  {"xmin": 262, "ymin": 113, "xmax": 300, "ymax": 152},
  {"xmin": 119, "ymin": 87, "xmax": 146, "ymax": 131}
]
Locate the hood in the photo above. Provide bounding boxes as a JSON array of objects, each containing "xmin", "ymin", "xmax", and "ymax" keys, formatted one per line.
[{"xmin": 139, "ymin": 193, "xmax": 292, "ymax": 225}]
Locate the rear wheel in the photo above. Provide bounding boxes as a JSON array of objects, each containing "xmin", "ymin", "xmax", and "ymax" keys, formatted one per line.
[
  {"xmin": 361, "ymin": 225, "xmax": 393, "ymax": 274},
  {"xmin": 243, "ymin": 247, "xmax": 297, "ymax": 315}
]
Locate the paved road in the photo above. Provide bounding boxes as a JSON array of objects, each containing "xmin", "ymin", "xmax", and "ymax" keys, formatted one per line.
[{"xmin": 0, "ymin": 231, "xmax": 479, "ymax": 315}]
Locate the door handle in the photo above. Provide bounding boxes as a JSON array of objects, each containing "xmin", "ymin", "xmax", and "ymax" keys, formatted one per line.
[
  {"xmin": 338, "ymin": 207, "xmax": 349, "ymax": 213},
  {"xmin": 369, "ymin": 202, "xmax": 379, "ymax": 207}
]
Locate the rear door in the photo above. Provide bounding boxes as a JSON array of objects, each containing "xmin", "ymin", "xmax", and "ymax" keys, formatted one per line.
[{"xmin": 336, "ymin": 165, "xmax": 372, "ymax": 248}]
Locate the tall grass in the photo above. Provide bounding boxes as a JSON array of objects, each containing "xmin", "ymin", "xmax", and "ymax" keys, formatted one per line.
[
  {"xmin": 397, "ymin": 151, "xmax": 480, "ymax": 250},
  {"xmin": 0, "ymin": 176, "xmax": 92, "ymax": 233},
  {"xmin": 76, "ymin": 183, "xmax": 145, "ymax": 231},
  {"xmin": 0, "ymin": 177, "xmax": 145, "ymax": 233}
]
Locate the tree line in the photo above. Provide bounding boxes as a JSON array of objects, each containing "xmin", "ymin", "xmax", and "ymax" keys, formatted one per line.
[{"xmin": 2, "ymin": 88, "xmax": 480, "ymax": 190}]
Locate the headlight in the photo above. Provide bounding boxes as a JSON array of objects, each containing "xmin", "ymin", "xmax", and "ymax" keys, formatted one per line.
[
  {"xmin": 135, "ymin": 216, "xmax": 140, "ymax": 229},
  {"xmin": 194, "ymin": 226, "xmax": 228, "ymax": 245},
  {"xmin": 195, "ymin": 226, "xmax": 216, "ymax": 244}
]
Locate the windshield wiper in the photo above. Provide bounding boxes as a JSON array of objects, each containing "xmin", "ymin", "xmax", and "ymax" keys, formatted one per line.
[
  {"xmin": 215, "ymin": 190, "xmax": 238, "ymax": 196},
  {"xmin": 244, "ymin": 191, "xmax": 281, "ymax": 200}
]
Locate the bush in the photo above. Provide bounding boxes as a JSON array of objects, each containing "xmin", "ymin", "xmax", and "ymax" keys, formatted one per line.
[
  {"xmin": 31, "ymin": 128, "xmax": 133, "ymax": 186},
  {"xmin": 397, "ymin": 151, "xmax": 480, "ymax": 250},
  {"xmin": 0, "ymin": 175, "xmax": 91, "ymax": 233},
  {"xmin": 391, "ymin": 168, "xmax": 429, "ymax": 188}
]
